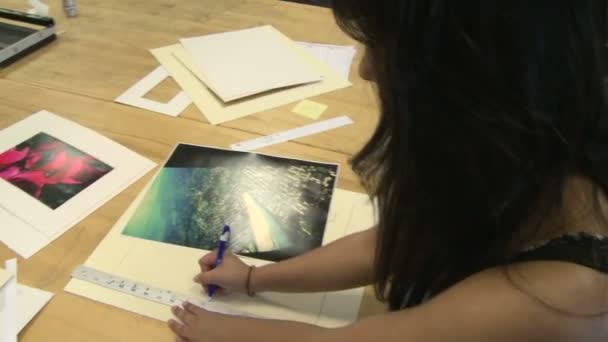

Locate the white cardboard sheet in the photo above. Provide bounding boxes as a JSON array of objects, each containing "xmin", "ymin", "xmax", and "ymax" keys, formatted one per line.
[{"xmin": 180, "ymin": 26, "xmax": 322, "ymax": 102}]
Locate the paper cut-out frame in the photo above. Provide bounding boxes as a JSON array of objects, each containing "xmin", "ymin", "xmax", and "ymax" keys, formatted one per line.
[{"xmin": 115, "ymin": 66, "xmax": 192, "ymax": 117}]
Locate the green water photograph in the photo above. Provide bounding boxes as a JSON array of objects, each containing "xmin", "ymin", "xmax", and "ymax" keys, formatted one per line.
[{"xmin": 122, "ymin": 144, "xmax": 338, "ymax": 262}]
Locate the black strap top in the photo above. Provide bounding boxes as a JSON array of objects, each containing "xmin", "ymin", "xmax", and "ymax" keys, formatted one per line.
[
  {"xmin": 506, "ymin": 232, "xmax": 608, "ymax": 274},
  {"xmin": 399, "ymin": 232, "xmax": 608, "ymax": 309}
]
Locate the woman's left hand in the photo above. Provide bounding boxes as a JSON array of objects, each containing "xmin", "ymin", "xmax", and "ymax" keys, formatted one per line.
[
  {"xmin": 168, "ymin": 302, "xmax": 227, "ymax": 342},
  {"xmin": 168, "ymin": 300, "xmax": 324, "ymax": 342}
]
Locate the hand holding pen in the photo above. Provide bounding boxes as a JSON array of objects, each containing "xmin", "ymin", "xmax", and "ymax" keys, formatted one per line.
[
  {"xmin": 206, "ymin": 225, "xmax": 230, "ymax": 298},
  {"xmin": 194, "ymin": 225, "xmax": 255, "ymax": 296}
]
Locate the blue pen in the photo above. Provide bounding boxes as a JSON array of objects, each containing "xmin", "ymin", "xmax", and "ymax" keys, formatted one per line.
[{"xmin": 208, "ymin": 224, "xmax": 230, "ymax": 298}]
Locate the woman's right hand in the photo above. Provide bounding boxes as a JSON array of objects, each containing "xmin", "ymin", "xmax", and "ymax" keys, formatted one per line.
[{"xmin": 194, "ymin": 250, "xmax": 251, "ymax": 295}]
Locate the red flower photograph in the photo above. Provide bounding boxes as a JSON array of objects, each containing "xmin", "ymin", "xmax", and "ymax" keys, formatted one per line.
[{"xmin": 0, "ymin": 132, "xmax": 113, "ymax": 209}]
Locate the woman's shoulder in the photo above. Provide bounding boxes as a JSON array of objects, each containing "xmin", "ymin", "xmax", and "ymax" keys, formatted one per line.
[
  {"xmin": 504, "ymin": 249, "xmax": 608, "ymax": 317},
  {"xmin": 492, "ymin": 177, "xmax": 608, "ymax": 319},
  {"xmin": 415, "ymin": 257, "xmax": 608, "ymax": 341}
]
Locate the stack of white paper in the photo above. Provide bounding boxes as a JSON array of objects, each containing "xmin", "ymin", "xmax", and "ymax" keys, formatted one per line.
[
  {"xmin": 142, "ymin": 25, "xmax": 352, "ymax": 125},
  {"xmin": 0, "ymin": 111, "xmax": 156, "ymax": 258},
  {"xmin": 180, "ymin": 26, "xmax": 323, "ymax": 102},
  {"xmin": 115, "ymin": 38, "xmax": 356, "ymax": 120},
  {"xmin": 115, "ymin": 26, "xmax": 354, "ymax": 123}
]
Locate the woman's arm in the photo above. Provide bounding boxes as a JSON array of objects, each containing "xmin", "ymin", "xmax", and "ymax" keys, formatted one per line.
[
  {"xmin": 252, "ymin": 226, "xmax": 377, "ymax": 293},
  {"xmin": 197, "ymin": 226, "xmax": 377, "ymax": 294},
  {"xmin": 173, "ymin": 265, "xmax": 581, "ymax": 342}
]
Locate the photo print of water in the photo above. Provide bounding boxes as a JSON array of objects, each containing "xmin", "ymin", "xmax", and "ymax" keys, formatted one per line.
[{"xmin": 122, "ymin": 144, "xmax": 338, "ymax": 262}]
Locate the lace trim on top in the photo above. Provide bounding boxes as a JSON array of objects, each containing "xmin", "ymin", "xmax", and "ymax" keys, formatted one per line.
[{"xmin": 506, "ymin": 232, "xmax": 608, "ymax": 274}]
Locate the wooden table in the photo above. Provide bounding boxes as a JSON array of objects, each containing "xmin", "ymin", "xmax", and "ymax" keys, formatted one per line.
[{"xmin": 0, "ymin": 1, "xmax": 385, "ymax": 341}]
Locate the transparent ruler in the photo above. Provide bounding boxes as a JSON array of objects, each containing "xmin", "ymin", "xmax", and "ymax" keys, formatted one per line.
[
  {"xmin": 70, "ymin": 265, "xmax": 258, "ymax": 317},
  {"xmin": 230, "ymin": 115, "xmax": 353, "ymax": 151}
]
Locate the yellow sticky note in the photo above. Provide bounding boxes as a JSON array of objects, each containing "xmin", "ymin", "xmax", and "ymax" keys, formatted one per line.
[{"xmin": 292, "ymin": 100, "xmax": 328, "ymax": 119}]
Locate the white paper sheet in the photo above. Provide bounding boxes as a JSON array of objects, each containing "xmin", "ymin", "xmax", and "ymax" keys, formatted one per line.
[
  {"xmin": 1, "ymin": 260, "xmax": 17, "ymax": 342},
  {"xmin": 0, "ymin": 111, "xmax": 157, "ymax": 258},
  {"xmin": 297, "ymin": 42, "xmax": 356, "ymax": 79},
  {"xmin": 12, "ymin": 285, "xmax": 53, "ymax": 333},
  {"xmin": 115, "ymin": 66, "xmax": 192, "ymax": 117},
  {"xmin": 180, "ymin": 26, "xmax": 323, "ymax": 102},
  {"xmin": 0, "ymin": 261, "xmax": 54, "ymax": 337}
]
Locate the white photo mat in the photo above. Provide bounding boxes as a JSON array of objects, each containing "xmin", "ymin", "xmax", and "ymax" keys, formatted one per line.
[{"xmin": 0, "ymin": 111, "xmax": 157, "ymax": 258}]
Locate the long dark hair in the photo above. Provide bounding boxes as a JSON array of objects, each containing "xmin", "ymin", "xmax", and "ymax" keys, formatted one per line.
[{"xmin": 332, "ymin": 0, "xmax": 608, "ymax": 310}]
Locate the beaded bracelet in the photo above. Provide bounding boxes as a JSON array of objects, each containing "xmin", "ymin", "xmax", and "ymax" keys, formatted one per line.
[{"xmin": 246, "ymin": 265, "xmax": 256, "ymax": 297}]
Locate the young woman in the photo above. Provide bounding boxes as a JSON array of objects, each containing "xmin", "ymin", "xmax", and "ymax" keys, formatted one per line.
[{"xmin": 169, "ymin": 1, "xmax": 608, "ymax": 341}]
